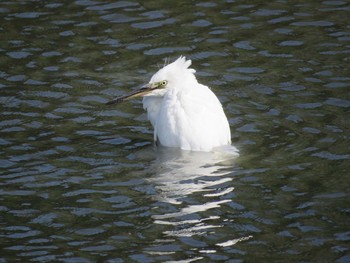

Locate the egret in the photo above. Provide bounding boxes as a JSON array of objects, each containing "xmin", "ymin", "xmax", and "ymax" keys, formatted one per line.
[{"xmin": 107, "ymin": 56, "xmax": 233, "ymax": 152}]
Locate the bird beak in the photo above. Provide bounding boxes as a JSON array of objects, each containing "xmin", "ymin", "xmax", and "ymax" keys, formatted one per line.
[{"xmin": 106, "ymin": 83, "xmax": 156, "ymax": 105}]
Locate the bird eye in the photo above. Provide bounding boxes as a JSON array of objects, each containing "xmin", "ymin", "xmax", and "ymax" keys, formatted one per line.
[{"xmin": 160, "ymin": 80, "xmax": 167, "ymax": 87}]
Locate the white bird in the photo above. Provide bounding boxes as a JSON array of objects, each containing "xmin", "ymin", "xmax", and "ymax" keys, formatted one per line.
[{"xmin": 107, "ymin": 56, "xmax": 232, "ymax": 152}]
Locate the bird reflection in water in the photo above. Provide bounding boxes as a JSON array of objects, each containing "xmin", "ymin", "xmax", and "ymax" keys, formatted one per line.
[
  {"xmin": 142, "ymin": 147, "xmax": 253, "ymax": 247},
  {"xmin": 148, "ymin": 146, "xmax": 237, "ymax": 206}
]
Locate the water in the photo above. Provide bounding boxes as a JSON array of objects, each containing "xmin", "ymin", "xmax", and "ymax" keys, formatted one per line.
[{"xmin": 1, "ymin": 1, "xmax": 349, "ymax": 262}]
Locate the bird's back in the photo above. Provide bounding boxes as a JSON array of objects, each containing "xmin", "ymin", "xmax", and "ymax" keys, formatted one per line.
[{"xmin": 146, "ymin": 83, "xmax": 231, "ymax": 151}]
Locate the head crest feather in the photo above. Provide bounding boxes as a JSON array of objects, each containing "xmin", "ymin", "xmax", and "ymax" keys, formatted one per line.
[
  {"xmin": 172, "ymin": 56, "xmax": 196, "ymax": 74},
  {"xmin": 150, "ymin": 56, "xmax": 197, "ymax": 84}
]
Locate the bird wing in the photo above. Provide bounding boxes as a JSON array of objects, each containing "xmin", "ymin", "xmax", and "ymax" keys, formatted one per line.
[{"xmin": 180, "ymin": 84, "xmax": 231, "ymax": 150}]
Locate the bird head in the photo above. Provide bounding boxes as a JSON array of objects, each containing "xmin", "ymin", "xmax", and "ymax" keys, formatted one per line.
[
  {"xmin": 106, "ymin": 56, "xmax": 197, "ymax": 104},
  {"xmin": 149, "ymin": 56, "xmax": 196, "ymax": 91}
]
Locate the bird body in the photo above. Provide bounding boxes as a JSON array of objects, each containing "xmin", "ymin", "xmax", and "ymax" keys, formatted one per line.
[
  {"xmin": 143, "ymin": 57, "xmax": 231, "ymax": 151},
  {"xmin": 107, "ymin": 56, "xmax": 233, "ymax": 152}
]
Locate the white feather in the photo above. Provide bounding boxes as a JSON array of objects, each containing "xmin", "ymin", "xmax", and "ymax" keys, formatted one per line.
[{"xmin": 142, "ymin": 56, "xmax": 232, "ymax": 152}]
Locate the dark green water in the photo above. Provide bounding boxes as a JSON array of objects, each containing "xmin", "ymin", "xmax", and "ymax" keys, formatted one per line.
[{"xmin": 1, "ymin": 1, "xmax": 349, "ymax": 262}]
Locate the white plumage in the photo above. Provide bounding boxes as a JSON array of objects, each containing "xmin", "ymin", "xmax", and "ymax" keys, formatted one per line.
[
  {"xmin": 107, "ymin": 56, "xmax": 233, "ymax": 152},
  {"xmin": 142, "ymin": 56, "xmax": 231, "ymax": 152}
]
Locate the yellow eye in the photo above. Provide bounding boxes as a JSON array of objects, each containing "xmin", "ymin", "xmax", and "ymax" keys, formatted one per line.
[{"xmin": 160, "ymin": 80, "xmax": 167, "ymax": 87}]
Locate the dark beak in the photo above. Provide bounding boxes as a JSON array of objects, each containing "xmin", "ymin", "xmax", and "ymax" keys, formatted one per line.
[{"xmin": 106, "ymin": 84, "xmax": 154, "ymax": 105}]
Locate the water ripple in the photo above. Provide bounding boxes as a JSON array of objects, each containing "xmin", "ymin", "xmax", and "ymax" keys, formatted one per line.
[{"xmin": 0, "ymin": 1, "xmax": 349, "ymax": 262}]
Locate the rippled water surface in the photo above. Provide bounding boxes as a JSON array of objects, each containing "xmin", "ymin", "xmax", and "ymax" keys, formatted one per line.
[{"xmin": 1, "ymin": 1, "xmax": 349, "ymax": 262}]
